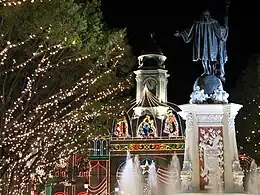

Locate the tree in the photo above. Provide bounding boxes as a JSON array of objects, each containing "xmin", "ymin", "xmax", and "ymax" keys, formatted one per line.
[
  {"xmin": 0, "ymin": 0, "xmax": 135, "ymax": 194},
  {"xmin": 0, "ymin": 0, "xmax": 40, "ymax": 7},
  {"xmin": 231, "ymin": 54, "xmax": 260, "ymax": 164}
]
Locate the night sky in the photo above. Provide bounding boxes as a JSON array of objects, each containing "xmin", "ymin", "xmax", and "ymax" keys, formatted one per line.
[{"xmin": 101, "ymin": 0, "xmax": 260, "ymax": 104}]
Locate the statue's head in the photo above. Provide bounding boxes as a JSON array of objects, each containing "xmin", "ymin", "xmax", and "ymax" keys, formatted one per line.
[{"xmin": 201, "ymin": 10, "xmax": 211, "ymax": 21}]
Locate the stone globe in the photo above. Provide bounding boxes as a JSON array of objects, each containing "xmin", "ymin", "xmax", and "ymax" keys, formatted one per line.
[{"xmin": 193, "ymin": 74, "xmax": 223, "ymax": 95}]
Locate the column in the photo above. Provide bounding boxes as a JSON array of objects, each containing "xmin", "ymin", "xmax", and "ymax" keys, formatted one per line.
[
  {"xmin": 222, "ymin": 109, "xmax": 234, "ymax": 192},
  {"xmin": 191, "ymin": 110, "xmax": 200, "ymax": 192},
  {"xmin": 135, "ymin": 73, "xmax": 142, "ymax": 103}
]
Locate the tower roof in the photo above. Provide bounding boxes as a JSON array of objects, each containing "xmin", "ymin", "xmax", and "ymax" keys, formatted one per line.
[
  {"xmin": 137, "ymin": 33, "xmax": 166, "ymax": 70},
  {"xmin": 141, "ymin": 33, "xmax": 163, "ymax": 55}
]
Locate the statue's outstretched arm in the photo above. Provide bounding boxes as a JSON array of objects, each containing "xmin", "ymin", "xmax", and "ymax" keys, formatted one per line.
[{"xmin": 178, "ymin": 24, "xmax": 195, "ymax": 43}]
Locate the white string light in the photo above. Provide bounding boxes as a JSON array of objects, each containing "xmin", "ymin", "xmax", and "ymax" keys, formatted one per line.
[
  {"xmin": 0, "ymin": 26, "xmax": 133, "ymax": 194},
  {"xmin": 0, "ymin": 0, "xmax": 47, "ymax": 7}
]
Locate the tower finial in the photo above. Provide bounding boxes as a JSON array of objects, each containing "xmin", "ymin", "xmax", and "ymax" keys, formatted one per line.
[{"xmin": 149, "ymin": 32, "xmax": 155, "ymax": 43}]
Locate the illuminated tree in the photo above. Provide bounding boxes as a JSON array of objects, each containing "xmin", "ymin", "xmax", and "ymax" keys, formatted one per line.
[
  {"xmin": 232, "ymin": 54, "xmax": 260, "ymax": 164},
  {"xmin": 0, "ymin": 0, "xmax": 134, "ymax": 194},
  {"xmin": 0, "ymin": 0, "xmax": 43, "ymax": 6}
]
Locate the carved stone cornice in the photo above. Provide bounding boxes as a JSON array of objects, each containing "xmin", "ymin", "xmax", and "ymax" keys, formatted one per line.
[
  {"xmin": 196, "ymin": 114, "xmax": 224, "ymax": 124},
  {"xmin": 228, "ymin": 113, "xmax": 236, "ymax": 132},
  {"xmin": 185, "ymin": 113, "xmax": 194, "ymax": 132}
]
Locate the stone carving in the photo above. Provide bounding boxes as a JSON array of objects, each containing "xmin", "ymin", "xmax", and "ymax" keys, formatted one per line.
[
  {"xmin": 199, "ymin": 127, "xmax": 224, "ymax": 190},
  {"xmin": 185, "ymin": 113, "xmax": 193, "ymax": 132},
  {"xmin": 211, "ymin": 86, "xmax": 229, "ymax": 103},
  {"xmin": 180, "ymin": 160, "xmax": 192, "ymax": 192},
  {"xmin": 189, "ymin": 86, "xmax": 209, "ymax": 104},
  {"xmin": 135, "ymin": 74, "xmax": 142, "ymax": 82},
  {"xmin": 247, "ymin": 159, "xmax": 258, "ymax": 193},
  {"xmin": 210, "ymin": 166, "xmax": 224, "ymax": 192},
  {"xmin": 190, "ymin": 86, "xmax": 229, "ymax": 104},
  {"xmin": 197, "ymin": 114, "xmax": 224, "ymax": 124},
  {"xmin": 228, "ymin": 113, "xmax": 236, "ymax": 132},
  {"xmin": 232, "ymin": 160, "xmax": 244, "ymax": 191}
]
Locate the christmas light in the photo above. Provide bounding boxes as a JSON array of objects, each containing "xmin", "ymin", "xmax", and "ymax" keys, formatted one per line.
[
  {"xmin": 0, "ymin": 1, "xmax": 132, "ymax": 193},
  {"xmin": 0, "ymin": 0, "xmax": 47, "ymax": 7},
  {"xmin": 0, "ymin": 29, "xmax": 133, "ymax": 195},
  {"xmin": 236, "ymin": 94, "xmax": 260, "ymax": 162},
  {"xmin": 232, "ymin": 55, "xmax": 260, "ymax": 164}
]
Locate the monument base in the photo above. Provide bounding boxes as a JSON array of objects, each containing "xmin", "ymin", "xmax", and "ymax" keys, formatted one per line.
[
  {"xmin": 178, "ymin": 103, "xmax": 244, "ymax": 193},
  {"xmin": 175, "ymin": 193, "xmax": 249, "ymax": 195}
]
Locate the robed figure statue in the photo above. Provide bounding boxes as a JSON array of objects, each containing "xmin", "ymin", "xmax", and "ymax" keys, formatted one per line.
[{"xmin": 174, "ymin": 10, "xmax": 228, "ymax": 81}]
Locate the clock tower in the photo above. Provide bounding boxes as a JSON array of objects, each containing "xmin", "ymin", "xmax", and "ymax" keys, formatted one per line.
[{"xmin": 133, "ymin": 33, "xmax": 169, "ymax": 117}]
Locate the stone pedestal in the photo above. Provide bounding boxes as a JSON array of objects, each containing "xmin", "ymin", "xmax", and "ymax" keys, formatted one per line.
[{"xmin": 178, "ymin": 103, "xmax": 244, "ymax": 193}]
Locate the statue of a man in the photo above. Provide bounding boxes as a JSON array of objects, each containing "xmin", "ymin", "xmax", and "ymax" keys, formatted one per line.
[{"xmin": 174, "ymin": 10, "xmax": 228, "ymax": 81}]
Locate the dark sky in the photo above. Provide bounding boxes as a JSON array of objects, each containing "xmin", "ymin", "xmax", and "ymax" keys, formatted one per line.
[{"xmin": 101, "ymin": 0, "xmax": 260, "ymax": 104}]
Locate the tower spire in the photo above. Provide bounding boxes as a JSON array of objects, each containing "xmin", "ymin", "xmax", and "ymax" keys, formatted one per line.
[
  {"xmin": 150, "ymin": 32, "xmax": 155, "ymax": 43},
  {"xmin": 134, "ymin": 33, "xmax": 169, "ymax": 110}
]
